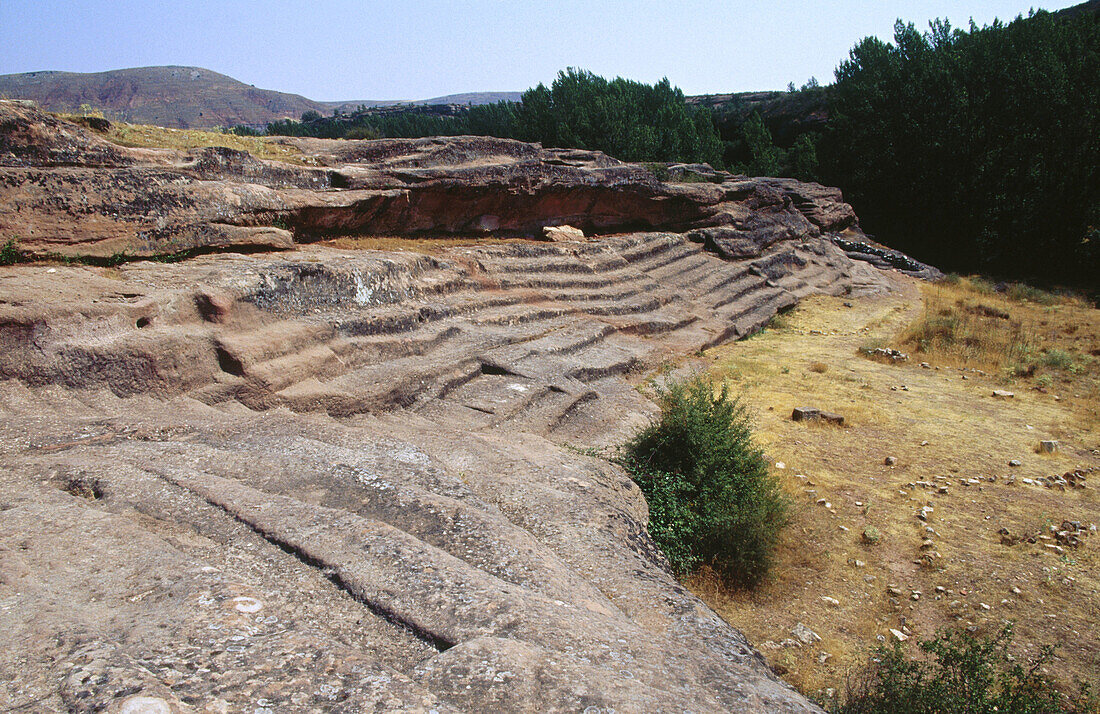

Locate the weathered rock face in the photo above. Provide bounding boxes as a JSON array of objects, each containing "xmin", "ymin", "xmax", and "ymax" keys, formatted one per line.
[
  {"xmin": 0, "ymin": 101, "xmax": 923, "ymax": 712},
  {"xmin": 3, "ymin": 101, "xmax": 871, "ymax": 262}
]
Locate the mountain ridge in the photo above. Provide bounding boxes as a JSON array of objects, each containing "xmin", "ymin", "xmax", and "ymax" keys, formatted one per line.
[{"xmin": 0, "ymin": 65, "xmax": 522, "ymax": 128}]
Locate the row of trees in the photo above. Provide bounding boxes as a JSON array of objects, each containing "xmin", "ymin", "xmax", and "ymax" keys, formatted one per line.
[
  {"xmin": 818, "ymin": 10, "xmax": 1099, "ymax": 284},
  {"xmin": 258, "ymin": 69, "xmax": 724, "ymax": 166},
  {"xmin": 258, "ymin": 7, "xmax": 1098, "ymax": 285}
]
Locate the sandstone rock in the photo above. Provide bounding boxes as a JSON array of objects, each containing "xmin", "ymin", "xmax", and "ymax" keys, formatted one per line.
[
  {"xmin": 0, "ymin": 101, "xmax": 935, "ymax": 713},
  {"xmin": 0, "ymin": 101, "xmax": 916, "ymax": 269},
  {"xmin": 1039, "ymin": 440, "xmax": 1059, "ymax": 453},
  {"xmin": 542, "ymin": 225, "xmax": 585, "ymax": 242},
  {"xmin": 792, "ymin": 407, "xmax": 821, "ymax": 422}
]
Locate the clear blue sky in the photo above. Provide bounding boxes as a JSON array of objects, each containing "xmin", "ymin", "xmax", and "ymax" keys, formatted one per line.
[{"xmin": 0, "ymin": 0, "xmax": 1080, "ymax": 101}]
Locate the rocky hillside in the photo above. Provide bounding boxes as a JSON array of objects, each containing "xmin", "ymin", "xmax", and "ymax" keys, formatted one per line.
[
  {"xmin": 0, "ymin": 102, "xmax": 935, "ymax": 711},
  {"xmin": 0, "ymin": 66, "xmax": 522, "ymax": 129},
  {"xmin": 0, "ymin": 66, "xmax": 331, "ymax": 129}
]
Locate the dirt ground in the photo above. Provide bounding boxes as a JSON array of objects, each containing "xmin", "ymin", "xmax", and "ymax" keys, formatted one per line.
[{"xmin": 683, "ymin": 277, "xmax": 1100, "ymax": 700}]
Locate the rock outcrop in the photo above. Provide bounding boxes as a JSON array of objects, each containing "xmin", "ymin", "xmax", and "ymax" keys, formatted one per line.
[
  {"xmin": 4, "ymin": 101, "xmax": 886, "ymax": 268},
  {"xmin": 0, "ymin": 101, "xmax": 923, "ymax": 712}
]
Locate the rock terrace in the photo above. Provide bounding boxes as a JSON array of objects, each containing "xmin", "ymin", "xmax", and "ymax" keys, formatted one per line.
[{"xmin": 0, "ymin": 102, "xmax": 918, "ymax": 712}]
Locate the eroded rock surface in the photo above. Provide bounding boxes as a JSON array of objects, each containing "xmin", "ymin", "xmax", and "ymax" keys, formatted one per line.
[
  {"xmin": 0, "ymin": 101, "xmax": 921, "ymax": 712},
  {"xmin": 6, "ymin": 100, "xmax": 884, "ymax": 268}
]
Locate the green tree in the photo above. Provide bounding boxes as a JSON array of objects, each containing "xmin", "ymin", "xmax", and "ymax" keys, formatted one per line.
[
  {"xmin": 819, "ymin": 10, "xmax": 1100, "ymax": 284},
  {"xmin": 741, "ymin": 111, "xmax": 784, "ymax": 176}
]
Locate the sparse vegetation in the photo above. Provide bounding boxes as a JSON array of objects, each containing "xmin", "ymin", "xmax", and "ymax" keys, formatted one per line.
[
  {"xmin": 831, "ymin": 625, "xmax": 1097, "ymax": 714},
  {"xmin": 687, "ymin": 288, "xmax": 1099, "ymax": 698},
  {"xmin": 622, "ymin": 376, "xmax": 790, "ymax": 586},
  {"xmin": 57, "ymin": 114, "xmax": 313, "ymax": 165}
]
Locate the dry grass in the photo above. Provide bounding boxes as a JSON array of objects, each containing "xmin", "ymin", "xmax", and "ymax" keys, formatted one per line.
[
  {"xmin": 321, "ymin": 235, "xmax": 547, "ymax": 255},
  {"xmin": 895, "ymin": 277, "xmax": 1100, "ymax": 430},
  {"xmin": 57, "ymin": 113, "xmax": 314, "ymax": 166},
  {"xmin": 680, "ymin": 278, "xmax": 1100, "ymax": 701}
]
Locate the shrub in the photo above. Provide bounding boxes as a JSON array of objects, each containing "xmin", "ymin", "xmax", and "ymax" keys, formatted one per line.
[
  {"xmin": 1041, "ymin": 349, "xmax": 1076, "ymax": 370},
  {"xmin": 345, "ymin": 125, "xmax": 383, "ymax": 140},
  {"xmin": 0, "ymin": 238, "xmax": 21, "ymax": 265},
  {"xmin": 1006, "ymin": 282, "xmax": 1062, "ymax": 305},
  {"xmin": 623, "ymin": 376, "xmax": 790, "ymax": 586},
  {"xmin": 832, "ymin": 624, "xmax": 1096, "ymax": 714}
]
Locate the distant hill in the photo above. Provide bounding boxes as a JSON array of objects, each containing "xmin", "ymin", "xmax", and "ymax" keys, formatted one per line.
[
  {"xmin": 1055, "ymin": 0, "xmax": 1100, "ymax": 18},
  {"xmin": 0, "ymin": 66, "xmax": 523, "ymax": 129},
  {"xmin": 326, "ymin": 92, "xmax": 523, "ymax": 114},
  {"xmin": 0, "ymin": 66, "xmax": 329, "ymax": 129},
  {"xmin": 687, "ymin": 90, "xmax": 829, "ymax": 148}
]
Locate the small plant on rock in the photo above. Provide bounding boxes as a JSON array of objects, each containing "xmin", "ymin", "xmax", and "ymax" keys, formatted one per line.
[
  {"xmin": 0, "ymin": 238, "xmax": 22, "ymax": 265},
  {"xmin": 622, "ymin": 376, "xmax": 790, "ymax": 587}
]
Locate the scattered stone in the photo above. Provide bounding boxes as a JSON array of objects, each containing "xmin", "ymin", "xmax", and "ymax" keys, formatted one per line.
[
  {"xmin": 818, "ymin": 652, "xmax": 832, "ymax": 665},
  {"xmin": 775, "ymin": 462, "xmax": 786, "ymax": 470},
  {"xmin": 791, "ymin": 407, "xmax": 821, "ymax": 422},
  {"xmin": 886, "ymin": 585, "xmax": 903, "ymax": 596},
  {"xmin": 910, "ymin": 591, "xmax": 921, "ymax": 600},
  {"xmin": 992, "ymin": 390, "xmax": 1015, "ymax": 399},
  {"xmin": 1009, "ymin": 460, "xmax": 1022, "ymax": 467},
  {"xmin": 920, "ymin": 362, "xmax": 931, "ymax": 369},
  {"xmin": 884, "ymin": 456, "xmax": 897, "ymax": 466},
  {"xmin": 890, "ymin": 629, "xmax": 909, "ymax": 642},
  {"xmin": 792, "ymin": 622, "xmax": 821, "ymax": 645},
  {"xmin": 917, "ymin": 506, "xmax": 934, "ymax": 522},
  {"xmin": 1039, "ymin": 440, "xmax": 1060, "ymax": 454},
  {"xmin": 821, "ymin": 596, "xmax": 840, "ymax": 607},
  {"xmin": 871, "ymin": 347, "xmax": 909, "ymax": 362},
  {"xmin": 821, "ymin": 412, "xmax": 845, "ymax": 425}
]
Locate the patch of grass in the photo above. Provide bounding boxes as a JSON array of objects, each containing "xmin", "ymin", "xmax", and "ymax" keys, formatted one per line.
[
  {"xmin": 56, "ymin": 114, "xmax": 314, "ymax": 166},
  {"xmin": 830, "ymin": 624, "xmax": 1098, "ymax": 714},
  {"xmin": 809, "ymin": 362, "xmax": 829, "ymax": 374},
  {"xmin": 1041, "ymin": 348, "xmax": 1076, "ymax": 370},
  {"xmin": 622, "ymin": 376, "xmax": 790, "ymax": 587},
  {"xmin": 1005, "ymin": 282, "xmax": 1063, "ymax": 305},
  {"xmin": 898, "ymin": 285, "xmax": 1035, "ymax": 372}
]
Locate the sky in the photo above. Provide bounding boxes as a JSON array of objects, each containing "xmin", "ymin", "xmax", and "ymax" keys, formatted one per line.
[{"xmin": 0, "ymin": 0, "xmax": 1082, "ymax": 101}]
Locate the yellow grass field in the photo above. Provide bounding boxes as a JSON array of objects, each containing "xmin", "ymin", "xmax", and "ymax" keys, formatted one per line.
[{"xmin": 686, "ymin": 277, "xmax": 1099, "ymax": 699}]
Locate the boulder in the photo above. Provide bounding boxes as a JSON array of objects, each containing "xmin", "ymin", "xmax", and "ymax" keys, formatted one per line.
[{"xmin": 542, "ymin": 225, "xmax": 585, "ymax": 242}]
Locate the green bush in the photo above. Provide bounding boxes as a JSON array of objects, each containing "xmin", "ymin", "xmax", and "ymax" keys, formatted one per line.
[
  {"xmin": 0, "ymin": 238, "xmax": 21, "ymax": 265},
  {"xmin": 832, "ymin": 624, "xmax": 1096, "ymax": 714},
  {"xmin": 1040, "ymin": 349, "xmax": 1076, "ymax": 370},
  {"xmin": 623, "ymin": 376, "xmax": 789, "ymax": 586}
]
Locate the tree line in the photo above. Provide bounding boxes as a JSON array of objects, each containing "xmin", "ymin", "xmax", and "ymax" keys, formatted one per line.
[{"xmin": 255, "ymin": 7, "xmax": 1098, "ymax": 285}]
